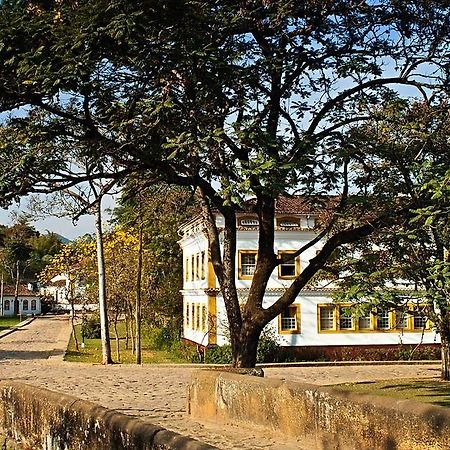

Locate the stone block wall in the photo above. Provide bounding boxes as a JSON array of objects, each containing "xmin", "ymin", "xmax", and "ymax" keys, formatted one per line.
[
  {"xmin": 0, "ymin": 381, "xmax": 217, "ymax": 450},
  {"xmin": 188, "ymin": 370, "xmax": 450, "ymax": 450}
]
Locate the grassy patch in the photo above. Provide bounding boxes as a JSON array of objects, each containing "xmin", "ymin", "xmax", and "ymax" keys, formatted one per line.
[
  {"xmin": 65, "ymin": 322, "xmax": 197, "ymax": 364},
  {"xmin": 0, "ymin": 317, "xmax": 21, "ymax": 332},
  {"xmin": 333, "ymin": 378, "xmax": 450, "ymax": 408}
]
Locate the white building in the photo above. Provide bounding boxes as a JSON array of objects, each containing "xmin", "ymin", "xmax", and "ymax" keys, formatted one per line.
[
  {"xmin": 178, "ymin": 196, "xmax": 439, "ymax": 359},
  {"xmin": 1, "ymin": 284, "xmax": 42, "ymax": 316},
  {"xmin": 41, "ymin": 274, "xmax": 96, "ymax": 312}
]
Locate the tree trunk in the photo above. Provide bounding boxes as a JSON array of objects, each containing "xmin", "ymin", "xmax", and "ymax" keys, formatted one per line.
[
  {"xmin": 135, "ymin": 224, "xmax": 143, "ymax": 365},
  {"xmin": 441, "ymin": 314, "xmax": 450, "ymax": 381},
  {"xmin": 113, "ymin": 313, "xmax": 121, "ymax": 362},
  {"xmin": 125, "ymin": 315, "xmax": 130, "ymax": 350},
  {"xmin": 95, "ymin": 199, "xmax": 113, "ymax": 365},
  {"xmin": 13, "ymin": 261, "xmax": 20, "ymax": 316},
  {"xmin": 442, "ymin": 339, "xmax": 449, "ymax": 381},
  {"xmin": 70, "ymin": 280, "xmax": 79, "ymax": 352},
  {"xmin": 231, "ymin": 325, "xmax": 262, "ymax": 368}
]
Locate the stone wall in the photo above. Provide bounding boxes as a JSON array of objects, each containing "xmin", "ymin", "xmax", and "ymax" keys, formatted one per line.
[
  {"xmin": 0, "ymin": 381, "xmax": 217, "ymax": 450},
  {"xmin": 188, "ymin": 370, "xmax": 450, "ymax": 450}
]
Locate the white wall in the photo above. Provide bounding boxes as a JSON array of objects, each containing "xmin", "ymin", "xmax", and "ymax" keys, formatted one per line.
[{"xmin": 1, "ymin": 296, "xmax": 41, "ymax": 316}]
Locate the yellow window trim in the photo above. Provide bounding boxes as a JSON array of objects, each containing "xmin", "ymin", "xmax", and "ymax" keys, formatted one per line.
[
  {"xmin": 278, "ymin": 304, "xmax": 301, "ymax": 335},
  {"xmin": 317, "ymin": 303, "xmax": 433, "ymax": 334},
  {"xmin": 238, "ymin": 250, "xmax": 258, "ymax": 280},
  {"xmin": 278, "ymin": 250, "xmax": 300, "ymax": 280}
]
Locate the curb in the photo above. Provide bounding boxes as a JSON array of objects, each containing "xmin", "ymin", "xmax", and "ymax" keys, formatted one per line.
[
  {"xmin": 89, "ymin": 360, "xmax": 440, "ymax": 369},
  {"xmin": 0, "ymin": 317, "xmax": 35, "ymax": 340},
  {"xmin": 256, "ymin": 359, "xmax": 441, "ymax": 368}
]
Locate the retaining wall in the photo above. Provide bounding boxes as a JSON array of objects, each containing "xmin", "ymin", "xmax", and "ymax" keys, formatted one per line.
[
  {"xmin": 0, "ymin": 381, "xmax": 217, "ymax": 450},
  {"xmin": 188, "ymin": 370, "xmax": 450, "ymax": 450}
]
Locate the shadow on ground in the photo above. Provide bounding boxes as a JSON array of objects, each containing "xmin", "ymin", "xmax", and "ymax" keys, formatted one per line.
[{"xmin": 0, "ymin": 349, "xmax": 60, "ymax": 360}]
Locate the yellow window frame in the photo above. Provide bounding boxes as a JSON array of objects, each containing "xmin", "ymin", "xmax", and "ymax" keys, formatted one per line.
[
  {"xmin": 317, "ymin": 304, "xmax": 337, "ymax": 333},
  {"xmin": 238, "ymin": 250, "xmax": 258, "ymax": 280},
  {"xmin": 278, "ymin": 250, "xmax": 300, "ymax": 279},
  {"xmin": 278, "ymin": 304, "xmax": 301, "ymax": 334}
]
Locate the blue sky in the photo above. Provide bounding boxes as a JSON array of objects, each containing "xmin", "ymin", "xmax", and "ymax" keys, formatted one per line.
[{"xmin": 0, "ymin": 195, "xmax": 117, "ymax": 240}]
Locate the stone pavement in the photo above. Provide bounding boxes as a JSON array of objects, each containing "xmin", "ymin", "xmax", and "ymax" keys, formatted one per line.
[{"xmin": 0, "ymin": 315, "xmax": 442, "ymax": 450}]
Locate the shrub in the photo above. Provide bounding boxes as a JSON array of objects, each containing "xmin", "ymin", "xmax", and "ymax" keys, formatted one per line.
[
  {"xmin": 256, "ymin": 328, "xmax": 281, "ymax": 363},
  {"xmin": 205, "ymin": 345, "xmax": 232, "ymax": 364},
  {"xmin": 144, "ymin": 323, "xmax": 181, "ymax": 350},
  {"xmin": 81, "ymin": 315, "xmax": 101, "ymax": 339}
]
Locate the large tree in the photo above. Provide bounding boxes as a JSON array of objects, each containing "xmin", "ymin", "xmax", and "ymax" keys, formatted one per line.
[{"xmin": 0, "ymin": 1, "xmax": 450, "ymax": 366}]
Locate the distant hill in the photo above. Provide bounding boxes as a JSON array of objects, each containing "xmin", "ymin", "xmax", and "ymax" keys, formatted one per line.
[{"xmin": 45, "ymin": 231, "xmax": 71, "ymax": 244}]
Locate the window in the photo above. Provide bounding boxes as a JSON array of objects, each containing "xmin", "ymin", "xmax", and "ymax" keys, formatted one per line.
[
  {"xmin": 201, "ymin": 251, "xmax": 206, "ymax": 280},
  {"xmin": 339, "ymin": 307, "xmax": 354, "ymax": 330},
  {"xmin": 278, "ymin": 251, "xmax": 299, "ymax": 279},
  {"xmin": 22, "ymin": 300, "xmax": 29, "ymax": 311},
  {"xmin": 413, "ymin": 308, "xmax": 428, "ymax": 330},
  {"xmin": 196, "ymin": 253, "xmax": 201, "ymax": 280},
  {"xmin": 358, "ymin": 314, "xmax": 372, "ymax": 330},
  {"xmin": 202, "ymin": 305, "xmax": 207, "ymax": 332},
  {"xmin": 185, "ymin": 302, "xmax": 190, "ymax": 328},
  {"xmin": 191, "ymin": 304, "xmax": 195, "ymax": 329},
  {"xmin": 238, "ymin": 251, "xmax": 257, "ymax": 279},
  {"xmin": 31, "ymin": 300, "xmax": 36, "ymax": 311},
  {"xmin": 319, "ymin": 306, "xmax": 335, "ymax": 331},
  {"xmin": 196, "ymin": 304, "xmax": 201, "ymax": 330},
  {"xmin": 191, "ymin": 255, "xmax": 195, "ymax": 281},
  {"xmin": 4, "ymin": 300, "xmax": 10, "ymax": 311},
  {"xmin": 184, "ymin": 257, "xmax": 189, "ymax": 281},
  {"xmin": 376, "ymin": 309, "xmax": 390, "ymax": 330},
  {"xmin": 238, "ymin": 216, "xmax": 259, "ymax": 227},
  {"xmin": 279, "ymin": 305, "xmax": 300, "ymax": 334},
  {"xmin": 277, "ymin": 217, "xmax": 300, "ymax": 228}
]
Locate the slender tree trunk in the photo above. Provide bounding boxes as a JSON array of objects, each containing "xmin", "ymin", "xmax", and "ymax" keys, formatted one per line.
[
  {"xmin": 113, "ymin": 312, "xmax": 120, "ymax": 362},
  {"xmin": 128, "ymin": 301, "xmax": 135, "ymax": 354},
  {"xmin": 441, "ymin": 314, "xmax": 450, "ymax": 381},
  {"xmin": 14, "ymin": 261, "xmax": 20, "ymax": 316},
  {"xmin": 95, "ymin": 199, "xmax": 113, "ymax": 365},
  {"xmin": 125, "ymin": 315, "xmax": 130, "ymax": 350},
  {"xmin": 1, "ymin": 272, "xmax": 4, "ymax": 317},
  {"xmin": 135, "ymin": 224, "xmax": 143, "ymax": 365},
  {"xmin": 69, "ymin": 278, "xmax": 79, "ymax": 351}
]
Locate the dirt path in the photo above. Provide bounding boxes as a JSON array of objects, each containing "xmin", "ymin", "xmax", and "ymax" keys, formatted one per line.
[{"xmin": 0, "ymin": 315, "xmax": 441, "ymax": 449}]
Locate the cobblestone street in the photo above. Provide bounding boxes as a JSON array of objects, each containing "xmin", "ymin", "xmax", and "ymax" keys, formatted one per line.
[{"xmin": 0, "ymin": 315, "xmax": 441, "ymax": 449}]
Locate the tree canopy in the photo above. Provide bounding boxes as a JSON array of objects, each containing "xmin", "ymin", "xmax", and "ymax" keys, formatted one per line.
[{"xmin": 1, "ymin": 1, "xmax": 450, "ymax": 366}]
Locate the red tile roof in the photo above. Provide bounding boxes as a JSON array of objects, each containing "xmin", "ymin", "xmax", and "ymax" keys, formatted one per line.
[
  {"xmin": 243, "ymin": 195, "xmax": 332, "ymax": 214},
  {"xmin": 2, "ymin": 285, "xmax": 39, "ymax": 297}
]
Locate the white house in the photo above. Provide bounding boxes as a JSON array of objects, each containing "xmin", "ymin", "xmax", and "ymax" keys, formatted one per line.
[
  {"xmin": 178, "ymin": 196, "xmax": 439, "ymax": 359},
  {"xmin": 41, "ymin": 274, "xmax": 96, "ymax": 313},
  {"xmin": 1, "ymin": 284, "xmax": 42, "ymax": 317}
]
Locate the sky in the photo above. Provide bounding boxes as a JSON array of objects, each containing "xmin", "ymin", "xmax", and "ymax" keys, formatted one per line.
[{"xmin": 0, "ymin": 195, "xmax": 117, "ymax": 241}]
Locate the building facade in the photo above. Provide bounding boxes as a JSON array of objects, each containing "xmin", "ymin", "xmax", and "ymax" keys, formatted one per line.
[
  {"xmin": 178, "ymin": 197, "xmax": 439, "ymax": 357},
  {"xmin": 1, "ymin": 285, "xmax": 42, "ymax": 317}
]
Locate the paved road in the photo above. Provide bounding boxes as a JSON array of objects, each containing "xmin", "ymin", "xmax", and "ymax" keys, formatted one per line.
[{"xmin": 0, "ymin": 315, "xmax": 441, "ymax": 450}]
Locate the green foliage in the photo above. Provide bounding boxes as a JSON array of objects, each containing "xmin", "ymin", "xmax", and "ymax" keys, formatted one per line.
[
  {"xmin": 256, "ymin": 328, "xmax": 281, "ymax": 363},
  {"xmin": 144, "ymin": 323, "xmax": 181, "ymax": 351},
  {"xmin": 204, "ymin": 330, "xmax": 281, "ymax": 364},
  {"xmin": 204, "ymin": 345, "xmax": 232, "ymax": 364},
  {"xmin": 81, "ymin": 315, "xmax": 101, "ymax": 339}
]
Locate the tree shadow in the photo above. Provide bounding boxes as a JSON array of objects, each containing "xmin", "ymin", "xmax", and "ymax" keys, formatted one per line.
[{"xmin": 0, "ymin": 349, "xmax": 56, "ymax": 360}]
